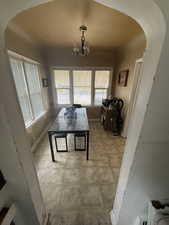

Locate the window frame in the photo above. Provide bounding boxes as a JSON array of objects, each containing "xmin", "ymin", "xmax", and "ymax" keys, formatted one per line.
[
  {"xmin": 8, "ymin": 50, "xmax": 46, "ymax": 128},
  {"xmin": 72, "ymin": 70, "xmax": 92, "ymax": 106},
  {"xmin": 94, "ymin": 70, "xmax": 112, "ymax": 105},
  {"xmin": 52, "ymin": 67, "xmax": 113, "ymax": 107},
  {"xmin": 54, "ymin": 70, "xmax": 71, "ymax": 105}
]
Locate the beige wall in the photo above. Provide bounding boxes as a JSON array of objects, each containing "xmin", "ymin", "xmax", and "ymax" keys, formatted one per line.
[
  {"xmin": 86, "ymin": 106, "xmax": 101, "ymax": 120},
  {"xmin": 44, "ymin": 47, "xmax": 115, "ymax": 120},
  {"xmin": 5, "ymin": 28, "xmax": 53, "ymax": 149},
  {"xmin": 43, "ymin": 47, "xmax": 115, "ymax": 67},
  {"xmin": 113, "ymin": 33, "xmax": 146, "ymax": 136}
]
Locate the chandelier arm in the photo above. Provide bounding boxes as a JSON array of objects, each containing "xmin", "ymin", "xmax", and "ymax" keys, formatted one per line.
[
  {"xmin": 81, "ymin": 30, "xmax": 86, "ymax": 55},
  {"xmin": 81, "ymin": 39, "xmax": 85, "ymax": 55},
  {"xmin": 72, "ymin": 25, "xmax": 89, "ymax": 56}
]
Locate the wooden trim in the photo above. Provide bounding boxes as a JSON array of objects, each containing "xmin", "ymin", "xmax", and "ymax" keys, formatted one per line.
[
  {"xmin": 0, "ymin": 205, "xmax": 16, "ymax": 225},
  {"xmin": 8, "ymin": 50, "xmax": 39, "ymax": 65},
  {"xmin": 31, "ymin": 121, "xmax": 51, "ymax": 152}
]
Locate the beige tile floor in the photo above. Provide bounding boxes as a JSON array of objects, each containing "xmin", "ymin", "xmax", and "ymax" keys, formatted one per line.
[{"xmin": 34, "ymin": 122, "xmax": 126, "ymax": 225}]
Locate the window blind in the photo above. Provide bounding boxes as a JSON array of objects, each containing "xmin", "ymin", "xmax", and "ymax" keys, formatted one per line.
[
  {"xmin": 53, "ymin": 69, "xmax": 111, "ymax": 106},
  {"xmin": 73, "ymin": 70, "xmax": 92, "ymax": 105},
  {"xmin": 10, "ymin": 58, "xmax": 33, "ymax": 126},
  {"xmin": 10, "ymin": 54, "xmax": 45, "ymax": 127},
  {"xmin": 54, "ymin": 70, "xmax": 70, "ymax": 104},
  {"xmin": 94, "ymin": 71, "xmax": 110, "ymax": 105},
  {"xmin": 24, "ymin": 62, "xmax": 44, "ymax": 119}
]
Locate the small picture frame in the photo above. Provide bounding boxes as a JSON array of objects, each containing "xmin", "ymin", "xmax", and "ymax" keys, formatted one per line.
[
  {"xmin": 118, "ymin": 70, "xmax": 129, "ymax": 87},
  {"xmin": 42, "ymin": 78, "xmax": 48, "ymax": 87}
]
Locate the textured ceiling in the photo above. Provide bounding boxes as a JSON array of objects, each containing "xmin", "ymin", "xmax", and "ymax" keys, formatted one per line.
[{"xmin": 6, "ymin": 0, "xmax": 144, "ymax": 49}]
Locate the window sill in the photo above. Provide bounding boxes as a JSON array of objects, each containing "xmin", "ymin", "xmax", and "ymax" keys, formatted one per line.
[
  {"xmin": 25, "ymin": 111, "xmax": 47, "ymax": 129},
  {"xmin": 57, "ymin": 104, "xmax": 102, "ymax": 107}
]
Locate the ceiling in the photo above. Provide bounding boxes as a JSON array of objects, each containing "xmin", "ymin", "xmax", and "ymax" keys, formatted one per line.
[{"xmin": 6, "ymin": 0, "xmax": 144, "ymax": 49}]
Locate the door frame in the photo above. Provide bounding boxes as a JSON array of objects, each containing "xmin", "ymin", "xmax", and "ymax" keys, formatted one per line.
[{"xmin": 122, "ymin": 57, "xmax": 143, "ymax": 138}]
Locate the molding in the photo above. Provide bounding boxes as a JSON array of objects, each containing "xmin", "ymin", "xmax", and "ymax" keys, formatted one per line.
[
  {"xmin": 0, "ymin": 184, "xmax": 9, "ymax": 209},
  {"xmin": 31, "ymin": 122, "xmax": 51, "ymax": 153},
  {"xmin": 43, "ymin": 213, "xmax": 50, "ymax": 225},
  {"xmin": 110, "ymin": 210, "xmax": 115, "ymax": 225},
  {"xmin": 1, "ymin": 204, "xmax": 16, "ymax": 225},
  {"xmin": 51, "ymin": 66, "xmax": 113, "ymax": 70},
  {"xmin": 123, "ymin": 57, "xmax": 144, "ymax": 138},
  {"xmin": 8, "ymin": 50, "xmax": 40, "ymax": 65}
]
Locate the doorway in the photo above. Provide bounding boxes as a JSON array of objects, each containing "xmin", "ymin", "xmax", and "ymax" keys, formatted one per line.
[
  {"xmin": 123, "ymin": 58, "xmax": 143, "ymax": 138},
  {"xmin": 0, "ymin": 1, "xmax": 166, "ymax": 225}
]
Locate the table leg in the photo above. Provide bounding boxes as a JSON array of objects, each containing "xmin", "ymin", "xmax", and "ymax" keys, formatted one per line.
[
  {"xmin": 86, "ymin": 131, "xmax": 89, "ymax": 160},
  {"xmin": 48, "ymin": 132, "xmax": 55, "ymax": 162}
]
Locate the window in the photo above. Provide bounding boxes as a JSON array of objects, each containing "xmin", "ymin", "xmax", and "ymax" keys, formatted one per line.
[
  {"xmin": 53, "ymin": 69, "xmax": 111, "ymax": 106},
  {"xmin": 73, "ymin": 70, "xmax": 91, "ymax": 105},
  {"xmin": 24, "ymin": 62, "xmax": 44, "ymax": 119},
  {"xmin": 10, "ymin": 58, "xmax": 33, "ymax": 125},
  {"xmin": 54, "ymin": 70, "xmax": 70, "ymax": 104},
  {"xmin": 94, "ymin": 71, "xmax": 110, "ymax": 105},
  {"xmin": 9, "ymin": 54, "xmax": 45, "ymax": 127}
]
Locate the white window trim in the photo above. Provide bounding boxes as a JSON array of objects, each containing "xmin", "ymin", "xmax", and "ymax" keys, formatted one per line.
[
  {"xmin": 25, "ymin": 111, "xmax": 46, "ymax": 129},
  {"xmin": 72, "ymin": 69, "xmax": 92, "ymax": 106},
  {"xmin": 94, "ymin": 70, "xmax": 113, "ymax": 105},
  {"xmin": 8, "ymin": 50, "xmax": 40, "ymax": 65},
  {"xmin": 8, "ymin": 50, "xmax": 47, "ymax": 128},
  {"xmin": 52, "ymin": 66, "xmax": 113, "ymax": 108}
]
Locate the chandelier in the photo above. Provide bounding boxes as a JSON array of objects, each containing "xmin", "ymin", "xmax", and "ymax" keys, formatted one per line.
[{"xmin": 72, "ymin": 25, "xmax": 90, "ymax": 56}]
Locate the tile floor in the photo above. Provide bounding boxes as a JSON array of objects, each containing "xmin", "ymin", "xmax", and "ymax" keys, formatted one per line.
[{"xmin": 34, "ymin": 122, "xmax": 126, "ymax": 225}]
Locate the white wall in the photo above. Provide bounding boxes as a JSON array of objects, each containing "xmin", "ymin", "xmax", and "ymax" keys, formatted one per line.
[
  {"xmin": 43, "ymin": 47, "xmax": 115, "ymax": 67},
  {"xmin": 110, "ymin": 1, "xmax": 169, "ymax": 225},
  {"xmin": 117, "ymin": 3, "xmax": 169, "ymax": 222},
  {"xmin": 113, "ymin": 33, "xmax": 146, "ymax": 137},
  {"xmin": 5, "ymin": 28, "xmax": 53, "ymax": 149},
  {"xmin": 0, "ymin": 33, "xmax": 47, "ymax": 225},
  {"xmin": 94, "ymin": 1, "xmax": 167, "ymax": 225},
  {"xmin": 0, "ymin": 104, "xmax": 40, "ymax": 225}
]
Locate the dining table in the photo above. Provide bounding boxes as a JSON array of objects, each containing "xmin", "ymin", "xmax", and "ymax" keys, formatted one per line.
[{"xmin": 48, "ymin": 107, "xmax": 90, "ymax": 162}]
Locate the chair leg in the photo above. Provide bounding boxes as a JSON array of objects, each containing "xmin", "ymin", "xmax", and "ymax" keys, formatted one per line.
[
  {"xmin": 55, "ymin": 137, "xmax": 58, "ymax": 152},
  {"xmin": 74, "ymin": 134, "xmax": 76, "ymax": 151},
  {"xmin": 65, "ymin": 136, "xmax": 68, "ymax": 152},
  {"xmin": 75, "ymin": 134, "xmax": 86, "ymax": 151},
  {"xmin": 84, "ymin": 135, "xmax": 86, "ymax": 150}
]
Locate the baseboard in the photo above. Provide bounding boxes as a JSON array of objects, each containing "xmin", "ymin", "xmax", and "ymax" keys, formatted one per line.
[
  {"xmin": 31, "ymin": 123, "xmax": 51, "ymax": 153},
  {"xmin": 110, "ymin": 209, "xmax": 118, "ymax": 225},
  {"xmin": 44, "ymin": 213, "xmax": 50, "ymax": 225}
]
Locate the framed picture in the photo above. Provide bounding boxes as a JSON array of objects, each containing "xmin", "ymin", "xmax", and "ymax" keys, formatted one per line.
[
  {"xmin": 118, "ymin": 70, "xmax": 129, "ymax": 87},
  {"xmin": 42, "ymin": 78, "xmax": 48, "ymax": 87}
]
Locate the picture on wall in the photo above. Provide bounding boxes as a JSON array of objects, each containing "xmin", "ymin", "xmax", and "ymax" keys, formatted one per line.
[{"xmin": 118, "ymin": 69, "xmax": 129, "ymax": 87}]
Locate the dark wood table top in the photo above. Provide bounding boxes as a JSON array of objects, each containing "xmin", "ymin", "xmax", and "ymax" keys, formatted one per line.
[{"xmin": 48, "ymin": 108, "xmax": 89, "ymax": 133}]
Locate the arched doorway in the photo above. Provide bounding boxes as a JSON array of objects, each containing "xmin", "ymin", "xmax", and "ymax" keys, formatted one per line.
[{"xmin": 0, "ymin": 1, "xmax": 166, "ymax": 225}]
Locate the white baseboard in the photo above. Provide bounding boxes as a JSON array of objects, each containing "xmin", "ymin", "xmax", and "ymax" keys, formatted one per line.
[
  {"xmin": 110, "ymin": 210, "xmax": 114, "ymax": 225},
  {"xmin": 43, "ymin": 213, "xmax": 50, "ymax": 225},
  {"xmin": 31, "ymin": 123, "xmax": 51, "ymax": 153},
  {"xmin": 110, "ymin": 209, "xmax": 118, "ymax": 225}
]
